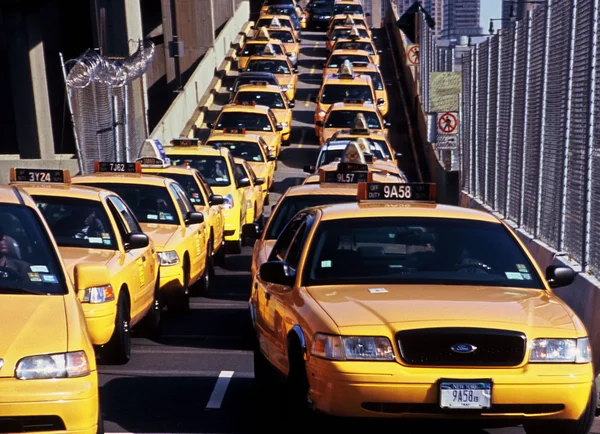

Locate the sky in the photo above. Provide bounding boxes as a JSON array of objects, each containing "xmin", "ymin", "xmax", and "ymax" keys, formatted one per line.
[{"xmin": 480, "ymin": 0, "xmax": 503, "ymax": 30}]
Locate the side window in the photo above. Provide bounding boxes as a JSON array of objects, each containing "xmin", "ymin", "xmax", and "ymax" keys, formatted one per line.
[
  {"xmin": 106, "ymin": 200, "xmax": 129, "ymax": 242},
  {"xmin": 108, "ymin": 196, "xmax": 142, "ymax": 233},
  {"xmin": 284, "ymin": 222, "xmax": 308, "ymax": 270},
  {"xmin": 269, "ymin": 214, "xmax": 307, "ymax": 262},
  {"xmin": 268, "ymin": 110, "xmax": 278, "ymax": 128},
  {"xmin": 168, "ymin": 183, "xmax": 191, "ymax": 219},
  {"xmin": 234, "ymin": 162, "xmax": 247, "ymax": 182},
  {"xmin": 194, "ymin": 173, "xmax": 211, "ymax": 204},
  {"xmin": 171, "ymin": 183, "xmax": 195, "ymax": 214}
]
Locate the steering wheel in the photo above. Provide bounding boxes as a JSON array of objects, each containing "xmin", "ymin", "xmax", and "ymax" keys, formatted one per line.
[
  {"xmin": 454, "ymin": 261, "xmax": 495, "ymax": 274},
  {"xmin": 0, "ymin": 266, "xmax": 22, "ymax": 281}
]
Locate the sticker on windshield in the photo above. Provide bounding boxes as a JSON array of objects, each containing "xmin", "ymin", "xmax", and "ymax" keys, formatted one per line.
[
  {"xmin": 28, "ymin": 272, "xmax": 42, "ymax": 282},
  {"xmin": 321, "ymin": 260, "xmax": 332, "ymax": 268},
  {"xmin": 102, "ymin": 232, "xmax": 111, "ymax": 239},
  {"xmin": 368, "ymin": 287, "xmax": 388, "ymax": 293},
  {"xmin": 216, "ymin": 178, "xmax": 227, "ymax": 182},
  {"xmin": 516, "ymin": 264, "xmax": 527, "ymax": 273},
  {"xmin": 263, "ymin": 127, "xmax": 271, "ymax": 131},
  {"xmin": 522, "ymin": 273, "xmax": 532, "ymax": 280},
  {"xmin": 147, "ymin": 214, "xmax": 158, "ymax": 220},
  {"xmin": 103, "ymin": 240, "xmax": 112, "ymax": 246},
  {"xmin": 88, "ymin": 237, "xmax": 103, "ymax": 244},
  {"xmin": 41, "ymin": 274, "xmax": 58, "ymax": 283},
  {"xmin": 30, "ymin": 265, "xmax": 48, "ymax": 273},
  {"xmin": 505, "ymin": 272, "xmax": 524, "ymax": 280}
]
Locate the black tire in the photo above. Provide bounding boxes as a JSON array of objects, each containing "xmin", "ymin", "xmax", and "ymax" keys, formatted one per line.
[
  {"xmin": 524, "ymin": 382, "xmax": 597, "ymax": 434},
  {"xmin": 196, "ymin": 243, "xmax": 213, "ymax": 296},
  {"xmin": 254, "ymin": 347, "xmax": 273, "ymax": 389},
  {"xmin": 96, "ymin": 399, "xmax": 104, "ymax": 434},
  {"xmin": 214, "ymin": 242, "xmax": 226, "ymax": 266},
  {"xmin": 282, "ymin": 138, "xmax": 291, "ymax": 147},
  {"xmin": 101, "ymin": 292, "xmax": 131, "ymax": 365},
  {"xmin": 207, "ymin": 236, "xmax": 216, "ymax": 278},
  {"xmin": 265, "ymin": 193, "xmax": 270, "ymax": 206},
  {"xmin": 169, "ymin": 259, "xmax": 190, "ymax": 313},
  {"xmin": 285, "ymin": 339, "xmax": 312, "ymax": 420},
  {"xmin": 138, "ymin": 277, "xmax": 161, "ymax": 338}
]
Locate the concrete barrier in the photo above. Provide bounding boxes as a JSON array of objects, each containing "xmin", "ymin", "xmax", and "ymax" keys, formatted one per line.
[
  {"xmin": 0, "ymin": 155, "xmax": 80, "ymax": 185},
  {"xmin": 150, "ymin": 1, "xmax": 252, "ymax": 145}
]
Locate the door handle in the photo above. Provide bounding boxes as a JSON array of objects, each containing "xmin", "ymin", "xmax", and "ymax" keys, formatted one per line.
[{"xmin": 265, "ymin": 291, "xmax": 271, "ymax": 300}]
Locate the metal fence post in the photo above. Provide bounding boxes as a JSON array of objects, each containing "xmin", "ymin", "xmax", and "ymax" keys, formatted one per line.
[
  {"xmin": 506, "ymin": 24, "xmax": 519, "ymax": 216},
  {"xmin": 519, "ymin": 11, "xmax": 534, "ymax": 227},
  {"xmin": 470, "ymin": 50, "xmax": 477, "ymax": 194},
  {"xmin": 474, "ymin": 48, "xmax": 480, "ymax": 198},
  {"xmin": 494, "ymin": 33, "xmax": 503, "ymax": 211},
  {"xmin": 484, "ymin": 40, "xmax": 493, "ymax": 203},
  {"xmin": 124, "ymin": 84, "xmax": 131, "ymax": 161}
]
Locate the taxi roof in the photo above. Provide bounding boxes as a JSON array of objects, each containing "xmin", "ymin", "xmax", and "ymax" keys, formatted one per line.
[
  {"xmin": 322, "ymin": 140, "xmax": 385, "ymax": 151},
  {"xmin": 70, "ymin": 172, "xmax": 173, "ymax": 187},
  {"xmin": 165, "ymin": 144, "xmax": 230, "ymax": 156},
  {"xmin": 284, "ymin": 183, "xmax": 360, "ymax": 197},
  {"xmin": 265, "ymin": 26, "xmax": 295, "ymax": 34},
  {"xmin": 328, "ymin": 49, "xmax": 371, "ymax": 57},
  {"xmin": 258, "ymin": 14, "xmax": 293, "ymax": 22},
  {"xmin": 323, "ymin": 74, "xmax": 371, "ymax": 84},
  {"xmin": 315, "ymin": 201, "xmax": 501, "ymax": 223},
  {"xmin": 219, "ymin": 103, "xmax": 272, "ymax": 114},
  {"xmin": 334, "ymin": 36, "xmax": 374, "ymax": 44},
  {"xmin": 245, "ymin": 38, "xmax": 284, "ymax": 45},
  {"xmin": 0, "ymin": 185, "xmax": 34, "ymax": 206},
  {"xmin": 14, "ymin": 183, "xmax": 108, "ymax": 201},
  {"xmin": 353, "ymin": 63, "xmax": 381, "ymax": 73},
  {"xmin": 329, "ymin": 101, "xmax": 378, "ymax": 110},
  {"xmin": 235, "ymin": 83, "xmax": 282, "ymax": 93},
  {"xmin": 247, "ymin": 53, "xmax": 290, "ymax": 62},
  {"xmin": 206, "ymin": 131, "xmax": 264, "ymax": 142},
  {"xmin": 141, "ymin": 165, "xmax": 200, "ymax": 176}
]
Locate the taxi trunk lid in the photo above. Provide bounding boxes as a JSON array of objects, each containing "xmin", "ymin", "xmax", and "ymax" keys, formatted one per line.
[{"xmin": 0, "ymin": 295, "xmax": 67, "ymax": 377}]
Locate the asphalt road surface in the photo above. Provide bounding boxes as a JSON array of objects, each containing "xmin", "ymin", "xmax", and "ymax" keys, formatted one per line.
[{"xmin": 98, "ymin": 28, "xmax": 600, "ymax": 434}]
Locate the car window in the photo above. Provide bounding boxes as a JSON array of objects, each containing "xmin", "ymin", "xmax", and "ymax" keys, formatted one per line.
[
  {"xmin": 109, "ymin": 195, "xmax": 142, "ymax": 233},
  {"xmin": 269, "ymin": 215, "xmax": 307, "ymax": 262},
  {"xmin": 333, "ymin": 27, "xmax": 370, "ymax": 40},
  {"xmin": 242, "ymin": 43, "xmax": 284, "ymax": 56},
  {"xmin": 257, "ymin": 18, "xmax": 293, "ymax": 29},
  {"xmin": 236, "ymin": 91, "xmax": 286, "ymax": 109},
  {"xmin": 169, "ymin": 155, "xmax": 231, "ymax": 187},
  {"xmin": 169, "ymin": 183, "xmax": 193, "ymax": 218},
  {"xmin": 246, "ymin": 59, "xmax": 291, "ymax": 75},
  {"xmin": 217, "ymin": 141, "xmax": 265, "ymax": 162},
  {"xmin": 33, "ymin": 195, "xmax": 117, "ymax": 250},
  {"xmin": 327, "ymin": 54, "xmax": 371, "ymax": 68},
  {"xmin": 285, "ymin": 221, "xmax": 309, "ymax": 269},
  {"xmin": 335, "ymin": 41, "xmax": 374, "ymax": 54},
  {"xmin": 320, "ymin": 84, "xmax": 374, "ymax": 104},
  {"xmin": 325, "ymin": 110, "xmax": 381, "ymax": 128},
  {"xmin": 159, "ymin": 172, "xmax": 206, "ymax": 206},
  {"xmin": 360, "ymin": 71, "xmax": 383, "ymax": 90},
  {"xmin": 267, "ymin": 30, "xmax": 295, "ymax": 43},
  {"xmin": 303, "ymin": 217, "xmax": 544, "ymax": 289},
  {"xmin": 333, "ymin": 4, "xmax": 363, "ymax": 15},
  {"xmin": 216, "ymin": 112, "xmax": 274, "ymax": 132},
  {"xmin": 0, "ymin": 204, "xmax": 67, "ymax": 294}
]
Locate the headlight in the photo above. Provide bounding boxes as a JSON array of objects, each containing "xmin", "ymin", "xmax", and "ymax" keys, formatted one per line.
[
  {"xmin": 82, "ymin": 285, "xmax": 114, "ymax": 303},
  {"xmin": 16, "ymin": 351, "xmax": 90, "ymax": 380},
  {"xmin": 281, "ymin": 85, "xmax": 289, "ymax": 91},
  {"xmin": 158, "ymin": 250, "xmax": 179, "ymax": 266},
  {"xmin": 311, "ymin": 333, "xmax": 395, "ymax": 361},
  {"xmin": 223, "ymin": 194, "xmax": 235, "ymax": 209},
  {"xmin": 529, "ymin": 338, "xmax": 591, "ymax": 363}
]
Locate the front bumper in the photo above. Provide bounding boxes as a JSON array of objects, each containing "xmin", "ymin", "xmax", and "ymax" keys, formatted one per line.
[
  {"xmin": 82, "ymin": 301, "xmax": 117, "ymax": 346},
  {"xmin": 307, "ymin": 358, "xmax": 593, "ymax": 420},
  {"xmin": 222, "ymin": 208, "xmax": 241, "ymax": 242},
  {"xmin": 158, "ymin": 261, "xmax": 185, "ymax": 294},
  {"xmin": 0, "ymin": 373, "xmax": 99, "ymax": 433}
]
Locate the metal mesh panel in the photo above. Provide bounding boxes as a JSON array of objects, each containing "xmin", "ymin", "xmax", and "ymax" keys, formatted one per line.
[
  {"xmin": 538, "ymin": 0, "xmax": 573, "ymax": 247},
  {"xmin": 508, "ymin": 18, "xmax": 530, "ymax": 223},
  {"xmin": 564, "ymin": 0, "xmax": 594, "ymax": 263},
  {"xmin": 461, "ymin": 53, "xmax": 472, "ymax": 192},
  {"xmin": 589, "ymin": 2, "xmax": 600, "ymax": 271},
  {"xmin": 485, "ymin": 36, "xmax": 500, "ymax": 208},
  {"xmin": 521, "ymin": 6, "xmax": 547, "ymax": 234},
  {"xmin": 476, "ymin": 41, "xmax": 489, "ymax": 200},
  {"xmin": 496, "ymin": 28, "xmax": 516, "ymax": 216}
]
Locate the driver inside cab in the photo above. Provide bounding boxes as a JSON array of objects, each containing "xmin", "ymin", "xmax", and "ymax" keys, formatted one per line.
[{"xmin": 0, "ymin": 223, "xmax": 30, "ymax": 277}]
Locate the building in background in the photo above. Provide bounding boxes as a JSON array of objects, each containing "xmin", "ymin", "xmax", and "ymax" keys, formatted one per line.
[
  {"xmin": 422, "ymin": 0, "xmax": 444, "ymax": 38},
  {"xmin": 502, "ymin": 0, "xmax": 537, "ymax": 28},
  {"xmin": 441, "ymin": 0, "xmax": 482, "ymax": 38}
]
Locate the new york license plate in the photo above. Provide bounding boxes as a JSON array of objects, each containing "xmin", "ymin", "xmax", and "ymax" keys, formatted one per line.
[{"xmin": 439, "ymin": 381, "xmax": 491, "ymax": 409}]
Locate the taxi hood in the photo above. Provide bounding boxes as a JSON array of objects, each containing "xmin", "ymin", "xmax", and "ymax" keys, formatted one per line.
[
  {"xmin": 140, "ymin": 223, "xmax": 177, "ymax": 249},
  {"xmin": 248, "ymin": 162, "xmax": 269, "ymax": 179},
  {"xmin": 0, "ymin": 295, "xmax": 67, "ymax": 378},
  {"xmin": 306, "ymin": 285, "xmax": 578, "ymax": 333},
  {"xmin": 59, "ymin": 246, "xmax": 116, "ymax": 281},
  {"xmin": 271, "ymin": 109, "xmax": 288, "ymax": 122}
]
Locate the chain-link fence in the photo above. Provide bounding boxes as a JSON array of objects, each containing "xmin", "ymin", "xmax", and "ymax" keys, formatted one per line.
[
  {"xmin": 459, "ymin": 0, "xmax": 600, "ymax": 273},
  {"xmin": 61, "ymin": 41, "xmax": 155, "ymax": 174}
]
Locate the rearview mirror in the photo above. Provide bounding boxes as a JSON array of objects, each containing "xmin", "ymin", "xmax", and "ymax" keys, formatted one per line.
[
  {"xmin": 395, "ymin": 152, "xmax": 403, "ymax": 159},
  {"xmin": 289, "ymin": 101, "xmax": 296, "ymax": 108},
  {"xmin": 546, "ymin": 265, "xmax": 575, "ymax": 288},
  {"xmin": 259, "ymin": 261, "xmax": 296, "ymax": 287},
  {"xmin": 207, "ymin": 122, "xmax": 214, "ymax": 129},
  {"xmin": 303, "ymin": 165, "xmax": 315, "ymax": 173},
  {"xmin": 254, "ymin": 177, "xmax": 265, "ymax": 186},
  {"xmin": 377, "ymin": 50, "xmax": 383, "ymax": 54},
  {"xmin": 124, "ymin": 232, "xmax": 149, "ymax": 251},
  {"xmin": 276, "ymin": 123, "xmax": 284, "ymax": 131},
  {"xmin": 385, "ymin": 122, "xmax": 392, "ymax": 128},
  {"xmin": 209, "ymin": 194, "xmax": 225, "ymax": 206},
  {"xmin": 377, "ymin": 98, "xmax": 385, "ymax": 105},
  {"xmin": 185, "ymin": 211, "xmax": 204, "ymax": 226},
  {"xmin": 268, "ymin": 155, "xmax": 277, "ymax": 161},
  {"xmin": 242, "ymin": 223, "xmax": 261, "ymax": 239},
  {"xmin": 315, "ymin": 120, "xmax": 324, "ymax": 127},
  {"xmin": 74, "ymin": 263, "xmax": 111, "ymax": 294},
  {"xmin": 238, "ymin": 177, "xmax": 251, "ymax": 188}
]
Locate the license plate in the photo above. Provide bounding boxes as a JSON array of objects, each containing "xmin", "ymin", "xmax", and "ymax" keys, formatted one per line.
[{"xmin": 439, "ymin": 381, "xmax": 491, "ymax": 409}]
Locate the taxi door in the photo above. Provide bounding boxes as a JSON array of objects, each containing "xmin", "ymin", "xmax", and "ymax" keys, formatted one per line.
[
  {"xmin": 195, "ymin": 172, "xmax": 224, "ymax": 248},
  {"xmin": 254, "ymin": 213, "xmax": 309, "ymax": 369}
]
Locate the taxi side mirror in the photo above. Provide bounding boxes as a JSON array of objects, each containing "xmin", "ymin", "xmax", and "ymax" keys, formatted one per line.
[
  {"xmin": 267, "ymin": 155, "xmax": 277, "ymax": 161},
  {"xmin": 276, "ymin": 123, "xmax": 284, "ymax": 131},
  {"xmin": 242, "ymin": 223, "xmax": 261, "ymax": 239},
  {"xmin": 395, "ymin": 152, "xmax": 403, "ymax": 159},
  {"xmin": 124, "ymin": 232, "xmax": 149, "ymax": 251},
  {"xmin": 546, "ymin": 265, "xmax": 575, "ymax": 288},
  {"xmin": 74, "ymin": 263, "xmax": 111, "ymax": 294},
  {"xmin": 209, "ymin": 194, "xmax": 225, "ymax": 206},
  {"xmin": 259, "ymin": 261, "xmax": 295, "ymax": 287},
  {"xmin": 377, "ymin": 50, "xmax": 383, "ymax": 54},
  {"xmin": 254, "ymin": 177, "xmax": 265, "ymax": 186},
  {"xmin": 315, "ymin": 120, "xmax": 324, "ymax": 127},
  {"xmin": 292, "ymin": 67, "xmax": 299, "ymax": 73},
  {"xmin": 297, "ymin": 38, "xmax": 302, "ymax": 42},
  {"xmin": 366, "ymin": 12, "xmax": 371, "ymax": 17},
  {"xmin": 238, "ymin": 177, "xmax": 252, "ymax": 188},
  {"xmin": 207, "ymin": 122, "xmax": 214, "ymax": 129},
  {"xmin": 289, "ymin": 101, "xmax": 296, "ymax": 108},
  {"xmin": 303, "ymin": 165, "xmax": 315, "ymax": 173},
  {"xmin": 377, "ymin": 98, "xmax": 385, "ymax": 105},
  {"xmin": 185, "ymin": 211, "xmax": 204, "ymax": 226},
  {"xmin": 384, "ymin": 121, "xmax": 392, "ymax": 128}
]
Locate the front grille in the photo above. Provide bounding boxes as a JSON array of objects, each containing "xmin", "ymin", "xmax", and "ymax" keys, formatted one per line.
[
  {"xmin": 361, "ymin": 402, "xmax": 564, "ymax": 415},
  {"xmin": 397, "ymin": 328, "xmax": 526, "ymax": 367},
  {"xmin": 0, "ymin": 416, "xmax": 65, "ymax": 432}
]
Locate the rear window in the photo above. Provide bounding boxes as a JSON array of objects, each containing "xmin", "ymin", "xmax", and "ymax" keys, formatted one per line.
[
  {"xmin": 327, "ymin": 54, "xmax": 370, "ymax": 68},
  {"xmin": 234, "ymin": 76, "xmax": 279, "ymax": 92},
  {"xmin": 333, "ymin": 4, "xmax": 364, "ymax": 15},
  {"xmin": 242, "ymin": 43, "xmax": 284, "ymax": 56},
  {"xmin": 332, "ymin": 27, "xmax": 370, "ymax": 40},
  {"xmin": 335, "ymin": 41, "xmax": 374, "ymax": 54},
  {"xmin": 235, "ymin": 91, "xmax": 286, "ymax": 109},
  {"xmin": 215, "ymin": 141, "xmax": 265, "ymax": 162},
  {"xmin": 267, "ymin": 30, "xmax": 295, "ymax": 43},
  {"xmin": 257, "ymin": 18, "xmax": 292, "ymax": 29},
  {"xmin": 325, "ymin": 110, "xmax": 381, "ymax": 129},
  {"xmin": 320, "ymin": 84, "xmax": 374, "ymax": 104},
  {"xmin": 246, "ymin": 59, "xmax": 291, "ymax": 74}
]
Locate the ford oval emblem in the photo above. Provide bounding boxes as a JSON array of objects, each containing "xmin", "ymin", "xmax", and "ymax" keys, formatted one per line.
[{"xmin": 451, "ymin": 343, "xmax": 477, "ymax": 354}]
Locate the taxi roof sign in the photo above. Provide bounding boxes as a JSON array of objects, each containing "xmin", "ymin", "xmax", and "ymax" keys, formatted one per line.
[
  {"xmin": 349, "ymin": 25, "xmax": 361, "ymax": 38},
  {"xmin": 136, "ymin": 156, "xmax": 169, "ymax": 168},
  {"xmin": 263, "ymin": 43, "xmax": 276, "ymax": 55},
  {"xmin": 355, "ymin": 137, "xmax": 373, "ymax": 156},
  {"xmin": 256, "ymin": 27, "xmax": 271, "ymax": 40},
  {"xmin": 357, "ymin": 182, "xmax": 437, "ymax": 202},
  {"xmin": 341, "ymin": 141, "xmax": 367, "ymax": 165},
  {"xmin": 94, "ymin": 161, "xmax": 141, "ymax": 174},
  {"xmin": 338, "ymin": 59, "xmax": 354, "ymax": 78},
  {"xmin": 270, "ymin": 17, "xmax": 282, "ymax": 28},
  {"xmin": 9, "ymin": 168, "xmax": 71, "ymax": 184},
  {"xmin": 343, "ymin": 15, "xmax": 355, "ymax": 25},
  {"xmin": 171, "ymin": 138, "xmax": 200, "ymax": 147},
  {"xmin": 223, "ymin": 128, "xmax": 247, "ymax": 134},
  {"xmin": 319, "ymin": 168, "xmax": 372, "ymax": 184},
  {"xmin": 351, "ymin": 113, "xmax": 370, "ymax": 134}
]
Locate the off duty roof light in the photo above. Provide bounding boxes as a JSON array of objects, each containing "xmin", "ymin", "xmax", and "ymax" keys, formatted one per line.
[
  {"xmin": 270, "ymin": 16, "xmax": 282, "ymax": 28},
  {"xmin": 357, "ymin": 182, "xmax": 437, "ymax": 202},
  {"xmin": 341, "ymin": 141, "xmax": 367, "ymax": 164},
  {"xmin": 136, "ymin": 156, "xmax": 170, "ymax": 168},
  {"xmin": 171, "ymin": 138, "xmax": 200, "ymax": 147},
  {"xmin": 343, "ymin": 15, "xmax": 355, "ymax": 26},
  {"xmin": 9, "ymin": 168, "xmax": 71, "ymax": 184},
  {"xmin": 338, "ymin": 59, "xmax": 354, "ymax": 78},
  {"xmin": 256, "ymin": 27, "xmax": 270, "ymax": 40},
  {"xmin": 94, "ymin": 161, "xmax": 142, "ymax": 174},
  {"xmin": 349, "ymin": 25, "xmax": 361, "ymax": 38}
]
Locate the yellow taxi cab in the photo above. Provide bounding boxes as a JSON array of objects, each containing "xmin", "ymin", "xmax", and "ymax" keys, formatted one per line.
[
  {"xmin": 243, "ymin": 44, "xmax": 298, "ymax": 102},
  {"xmin": 326, "ymin": 24, "xmax": 372, "ymax": 52},
  {"xmin": 232, "ymin": 82, "xmax": 294, "ymax": 145},
  {"xmin": 206, "ymin": 131, "xmax": 277, "ymax": 204},
  {"xmin": 333, "ymin": 0, "xmax": 367, "ymax": 16},
  {"xmin": 264, "ymin": 19, "xmax": 301, "ymax": 59},
  {"xmin": 302, "ymin": 141, "xmax": 407, "ymax": 184},
  {"xmin": 260, "ymin": 0, "xmax": 298, "ymax": 14},
  {"xmin": 254, "ymin": 15, "xmax": 299, "ymax": 40},
  {"xmin": 237, "ymin": 27, "xmax": 294, "ymax": 71},
  {"xmin": 10, "ymin": 168, "xmax": 160, "ymax": 364},
  {"xmin": 315, "ymin": 61, "xmax": 376, "ymax": 135},
  {"xmin": 331, "ymin": 32, "xmax": 382, "ymax": 65},
  {"xmin": 317, "ymin": 101, "xmax": 390, "ymax": 145},
  {"xmin": 208, "ymin": 101, "xmax": 285, "ymax": 157},
  {"xmin": 248, "ymin": 180, "xmax": 596, "ymax": 434},
  {"xmin": 326, "ymin": 14, "xmax": 372, "ymax": 41},
  {"xmin": 70, "ymin": 162, "xmax": 209, "ymax": 312},
  {"xmin": 322, "ymin": 48, "xmax": 373, "ymax": 78},
  {"xmin": 260, "ymin": 3, "xmax": 307, "ymax": 30},
  {"xmin": 234, "ymin": 157, "xmax": 266, "ymax": 228},
  {"xmin": 163, "ymin": 139, "xmax": 251, "ymax": 254},
  {"xmin": 0, "ymin": 184, "xmax": 102, "ymax": 433},
  {"xmin": 137, "ymin": 155, "xmax": 227, "ymax": 276},
  {"xmin": 352, "ymin": 61, "xmax": 389, "ymax": 117}
]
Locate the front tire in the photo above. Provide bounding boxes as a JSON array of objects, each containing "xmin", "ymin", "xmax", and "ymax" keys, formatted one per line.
[
  {"xmin": 138, "ymin": 277, "xmax": 161, "ymax": 338},
  {"xmin": 169, "ymin": 260, "xmax": 190, "ymax": 313},
  {"xmin": 101, "ymin": 293, "xmax": 131, "ymax": 365}
]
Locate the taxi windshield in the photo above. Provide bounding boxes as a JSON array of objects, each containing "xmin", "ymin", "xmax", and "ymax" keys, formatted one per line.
[
  {"xmin": 236, "ymin": 91, "xmax": 286, "ymax": 108},
  {"xmin": 267, "ymin": 7, "xmax": 298, "ymax": 19},
  {"xmin": 359, "ymin": 71, "xmax": 383, "ymax": 90},
  {"xmin": 0, "ymin": 204, "xmax": 67, "ymax": 294},
  {"xmin": 81, "ymin": 183, "xmax": 180, "ymax": 225},
  {"xmin": 335, "ymin": 41, "xmax": 374, "ymax": 54},
  {"xmin": 33, "ymin": 196, "xmax": 117, "ymax": 250},
  {"xmin": 318, "ymin": 145, "xmax": 386, "ymax": 167},
  {"xmin": 327, "ymin": 54, "xmax": 370, "ymax": 68},
  {"xmin": 168, "ymin": 155, "xmax": 232, "ymax": 187},
  {"xmin": 333, "ymin": 4, "xmax": 364, "ymax": 15},
  {"xmin": 242, "ymin": 43, "xmax": 284, "ymax": 56},
  {"xmin": 303, "ymin": 217, "xmax": 544, "ymax": 289},
  {"xmin": 216, "ymin": 112, "xmax": 273, "ymax": 132},
  {"xmin": 267, "ymin": 30, "xmax": 295, "ymax": 42},
  {"xmin": 215, "ymin": 141, "xmax": 265, "ymax": 162},
  {"xmin": 246, "ymin": 59, "xmax": 291, "ymax": 74},
  {"xmin": 325, "ymin": 110, "xmax": 381, "ymax": 128},
  {"xmin": 320, "ymin": 85, "xmax": 374, "ymax": 104},
  {"xmin": 266, "ymin": 195, "xmax": 356, "ymax": 239},
  {"xmin": 159, "ymin": 173, "xmax": 206, "ymax": 206},
  {"xmin": 332, "ymin": 28, "xmax": 370, "ymax": 40},
  {"xmin": 264, "ymin": 0, "xmax": 294, "ymax": 5},
  {"xmin": 257, "ymin": 18, "xmax": 292, "ymax": 29}
]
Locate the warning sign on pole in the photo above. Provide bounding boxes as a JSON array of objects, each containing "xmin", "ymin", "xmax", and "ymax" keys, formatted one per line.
[
  {"xmin": 406, "ymin": 44, "xmax": 419, "ymax": 66},
  {"xmin": 438, "ymin": 112, "xmax": 458, "ymax": 134}
]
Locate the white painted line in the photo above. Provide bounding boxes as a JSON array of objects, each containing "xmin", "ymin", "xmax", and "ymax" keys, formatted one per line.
[{"xmin": 205, "ymin": 370, "xmax": 235, "ymax": 409}]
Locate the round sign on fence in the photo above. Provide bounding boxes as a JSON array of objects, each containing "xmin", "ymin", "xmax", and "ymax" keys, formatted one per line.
[
  {"xmin": 438, "ymin": 112, "xmax": 458, "ymax": 134},
  {"xmin": 407, "ymin": 46, "xmax": 419, "ymax": 65}
]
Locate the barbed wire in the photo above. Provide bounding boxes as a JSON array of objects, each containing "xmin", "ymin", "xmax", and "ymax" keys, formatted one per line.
[{"xmin": 65, "ymin": 39, "xmax": 155, "ymax": 89}]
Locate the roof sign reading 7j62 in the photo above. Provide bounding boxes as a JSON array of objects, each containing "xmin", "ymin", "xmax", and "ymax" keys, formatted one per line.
[
  {"xmin": 359, "ymin": 182, "xmax": 436, "ymax": 201},
  {"xmin": 12, "ymin": 168, "xmax": 68, "ymax": 183},
  {"xmin": 95, "ymin": 162, "xmax": 140, "ymax": 173}
]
